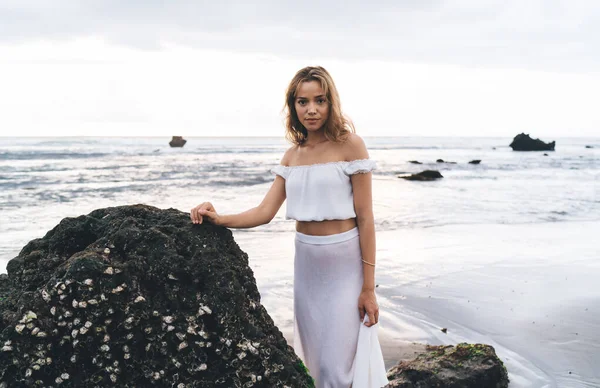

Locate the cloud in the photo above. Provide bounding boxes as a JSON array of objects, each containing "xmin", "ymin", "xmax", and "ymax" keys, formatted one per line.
[{"xmin": 1, "ymin": 0, "xmax": 599, "ymax": 71}]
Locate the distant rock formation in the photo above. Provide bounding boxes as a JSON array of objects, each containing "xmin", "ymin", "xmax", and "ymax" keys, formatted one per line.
[
  {"xmin": 399, "ymin": 170, "xmax": 443, "ymax": 181},
  {"xmin": 509, "ymin": 133, "xmax": 555, "ymax": 151},
  {"xmin": 468, "ymin": 160, "xmax": 481, "ymax": 164},
  {"xmin": 436, "ymin": 159, "xmax": 456, "ymax": 164},
  {"xmin": 408, "ymin": 160, "xmax": 422, "ymax": 164},
  {"xmin": 586, "ymin": 145, "xmax": 593, "ymax": 149},
  {"xmin": 169, "ymin": 136, "xmax": 187, "ymax": 147},
  {"xmin": 387, "ymin": 343, "xmax": 509, "ymax": 388},
  {"xmin": 0, "ymin": 205, "xmax": 312, "ymax": 387}
]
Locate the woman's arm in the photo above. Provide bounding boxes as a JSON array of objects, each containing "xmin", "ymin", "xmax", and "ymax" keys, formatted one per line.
[
  {"xmin": 345, "ymin": 134, "xmax": 380, "ymax": 326},
  {"xmin": 191, "ymin": 149, "xmax": 291, "ymax": 228},
  {"xmin": 353, "ymin": 172, "xmax": 376, "ymax": 290},
  {"xmin": 193, "ymin": 177, "xmax": 286, "ymax": 228}
]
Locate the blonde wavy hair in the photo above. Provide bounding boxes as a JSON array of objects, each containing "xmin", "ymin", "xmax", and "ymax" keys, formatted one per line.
[{"xmin": 284, "ymin": 66, "xmax": 355, "ymax": 145}]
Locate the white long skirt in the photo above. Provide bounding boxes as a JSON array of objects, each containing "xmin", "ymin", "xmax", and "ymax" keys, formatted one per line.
[{"xmin": 293, "ymin": 227, "xmax": 389, "ymax": 388}]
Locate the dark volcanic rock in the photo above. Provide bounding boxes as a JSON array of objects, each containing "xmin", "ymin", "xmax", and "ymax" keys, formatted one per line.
[
  {"xmin": 169, "ymin": 136, "xmax": 187, "ymax": 147},
  {"xmin": 468, "ymin": 160, "xmax": 481, "ymax": 164},
  {"xmin": 400, "ymin": 170, "xmax": 443, "ymax": 181},
  {"xmin": 586, "ymin": 145, "xmax": 593, "ymax": 149},
  {"xmin": 509, "ymin": 133, "xmax": 555, "ymax": 151},
  {"xmin": 0, "ymin": 205, "xmax": 313, "ymax": 388},
  {"xmin": 409, "ymin": 161, "xmax": 422, "ymax": 164},
  {"xmin": 436, "ymin": 159, "xmax": 456, "ymax": 164},
  {"xmin": 0, "ymin": 274, "xmax": 8, "ymax": 301},
  {"xmin": 387, "ymin": 343, "xmax": 509, "ymax": 388}
]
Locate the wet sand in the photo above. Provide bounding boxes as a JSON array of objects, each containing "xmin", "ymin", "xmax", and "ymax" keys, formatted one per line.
[{"xmin": 235, "ymin": 220, "xmax": 600, "ymax": 388}]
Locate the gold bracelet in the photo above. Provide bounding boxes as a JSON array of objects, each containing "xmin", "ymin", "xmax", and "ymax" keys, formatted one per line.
[{"xmin": 361, "ymin": 260, "xmax": 375, "ymax": 267}]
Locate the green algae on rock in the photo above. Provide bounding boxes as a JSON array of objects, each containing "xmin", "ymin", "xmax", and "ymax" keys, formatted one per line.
[
  {"xmin": 0, "ymin": 204, "xmax": 313, "ymax": 387},
  {"xmin": 386, "ymin": 343, "xmax": 509, "ymax": 388}
]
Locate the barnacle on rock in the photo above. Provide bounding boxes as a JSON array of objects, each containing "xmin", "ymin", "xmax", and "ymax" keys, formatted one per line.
[
  {"xmin": 41, "ymin": 290, "xmax": 51, "ymax": 302},
  {"xmin": 20, "ymin": 311, "xmax": 38, "ymax": 323}
]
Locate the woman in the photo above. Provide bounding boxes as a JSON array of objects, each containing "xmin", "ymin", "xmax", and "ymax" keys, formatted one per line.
[{"xmin": 190, "ymin": 66, "xmax": 388, "ymax": 388}]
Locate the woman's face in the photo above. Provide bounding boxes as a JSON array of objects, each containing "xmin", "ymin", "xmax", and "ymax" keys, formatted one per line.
[{"xmin": 294, "ymin": 80, "xmax": 330, "ymax": 132}]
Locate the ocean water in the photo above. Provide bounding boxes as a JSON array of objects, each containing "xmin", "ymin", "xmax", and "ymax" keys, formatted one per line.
[{"xmin": 1, "ymin": 136, "xmax": 599, "ymax": 387}]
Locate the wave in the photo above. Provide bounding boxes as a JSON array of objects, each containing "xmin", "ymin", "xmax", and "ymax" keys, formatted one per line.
[{"xmin": 0, "ymin": 151, "xmax": 110, "ymax": 160}]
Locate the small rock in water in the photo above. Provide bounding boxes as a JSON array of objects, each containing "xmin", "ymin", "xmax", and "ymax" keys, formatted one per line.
[
  {"xmin": 510, "ymin": 133, "xmax": 555, "ymax": 151},
  {"xmin": 399, "ymin": 170, "xmax": 444, "ymax": 181}
]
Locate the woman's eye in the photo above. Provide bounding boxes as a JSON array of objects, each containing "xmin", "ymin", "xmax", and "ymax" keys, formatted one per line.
[
  {"xmin": 317, "ymin": 99, "xmax": 326, "ymax": 104},
  {"xmin": 298, "ymin": 100, "xmax": 306, "ymax": 106}
]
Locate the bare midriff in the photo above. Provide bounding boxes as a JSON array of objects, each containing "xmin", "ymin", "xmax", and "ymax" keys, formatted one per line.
[{"xmin": 296, "ymin": 218, "xmax": 357, "ymax": 236}]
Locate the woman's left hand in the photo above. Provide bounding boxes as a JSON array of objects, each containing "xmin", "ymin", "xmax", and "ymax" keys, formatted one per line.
[{"xmin": 358, "ymin": 289, "xmax": 379, "ymax": 327}]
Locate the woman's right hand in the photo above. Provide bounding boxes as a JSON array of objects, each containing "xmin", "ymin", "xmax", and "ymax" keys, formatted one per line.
[{"xmin": 190, "ymin": 202, "xmax": 221, "ymax": 225}]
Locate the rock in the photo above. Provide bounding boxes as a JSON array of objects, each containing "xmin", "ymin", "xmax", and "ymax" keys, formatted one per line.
[
  {"xmin": 544, "ymin": 153, "xmax": 549, "ymax": 156},
  {"xmin": 169, "ymin": 136, "xmax": 187, "ymax": 147},
  {"xmin": 509, "ymin": 133, "xmax": 555, "ymax": 151},
  {"xmin": 586, "ymin": 145, "xmax": 593, "ymax": 149},
  {"xmin": 386, "ymin": 343, "xmax": 509, "ymax": 388},
  {"xmin": 0, "ymin": 205, "xmax": 313, "ymax": 387},
  {"xmin": 408, "ymin": 161, "xmax": 422, "ymax": 164},
  {"xmin": 399, "ymin": 170, "xmax": 443, "ymax": 181},
  {"xmin": 436, "ymin": 159, "xmax": 444, "ymax": 163},
  {"xmin": 468, "ymin": 160, "xmax": 481, "ymax": 164},
  {"xmin": 0, "ymin": 274, "xmax": 8, "ymax": 302}
]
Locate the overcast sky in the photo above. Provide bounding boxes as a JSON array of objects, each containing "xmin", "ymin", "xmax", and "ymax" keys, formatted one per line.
[{"xmin": 1, "ymin": 0, "xmax": 599, "ymax": 137}]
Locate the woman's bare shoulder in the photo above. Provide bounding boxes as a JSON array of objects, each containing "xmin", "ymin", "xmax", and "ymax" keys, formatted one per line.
[
  {"xmin": 342, "ymin": 133, "xmax": 369, "ymax": 160},
  {"xmin": 280, "ymin": 145, "xmax": 299, "ymax": 166}
]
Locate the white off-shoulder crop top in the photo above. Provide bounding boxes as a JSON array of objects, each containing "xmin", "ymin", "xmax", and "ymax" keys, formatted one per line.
[{"xmin": 270, "ymin": 159, "xmax": 377, "ymax": 222}]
